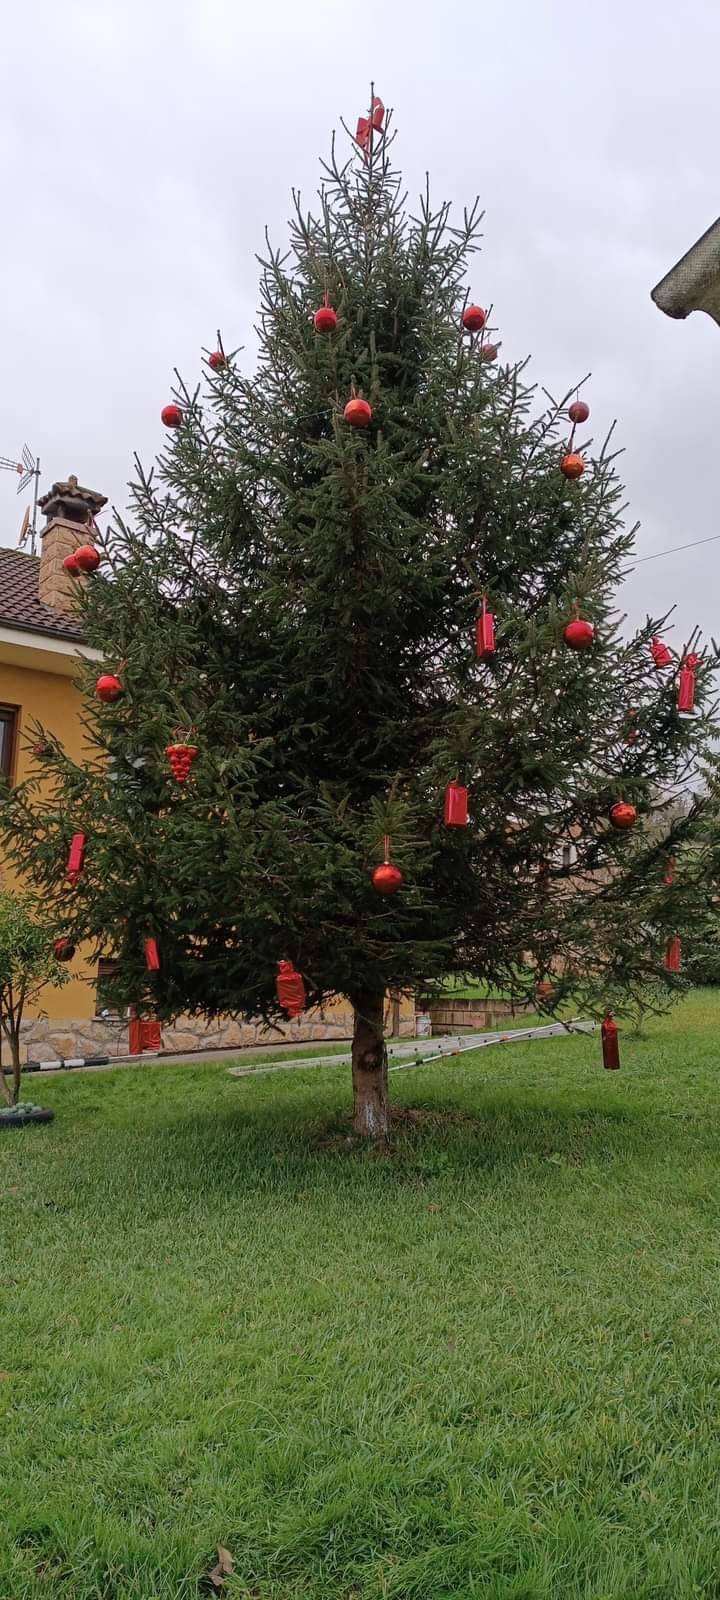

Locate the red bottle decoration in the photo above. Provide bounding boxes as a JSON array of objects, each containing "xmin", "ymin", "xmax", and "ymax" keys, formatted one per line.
[
  {"xmin": 568, "ymin": 399, "xmax": 590, "ymax": 425},
  {"xmin": 664, "ymin": 856, "xmax": 676, "ymax": 886},
  {"xmin": 161, "ymin": 403, "xmax": 183, "ymax": 428},
  {"xmin": 610, "ymin": 802, "xmax": 637, "ymax": 830},
  {"xmin": 563, "ymin": 617, "xmax": 594, "ymax": 650},
  {"xmin": 276, "ymin": 959, "xmax": 306, "ymax": 1017},
  {"xmin": 371, "ymin": 835, "xmax": 403, "ymax": 895},
  {"xmin": 314, "ymin": 296, "xmax": 337, "ymax": 333},
  {"xmin": 74, "ymin": 545, "xmax": 101, "ymax": 573},
  {"xmin": 475, "ymin": 598, "xmax": 496, "ymax": 660},
  {"xmin": 208, "ymin": 351, "xmax": 225, "ymax": 371},
  {"xmin": 344, "ymin": 395, "xmax": 372, "ymax": 428},
  {"xmin": 95, "ymin": 673, "xmax": 124, "ymax": 704},
  {"xmin": 665, "ymin": 936, "xmax": 682, "ymax": 973},
  {"xmin": 601, "ymin": 1011, "xmax": 620, "ymax": 1070},
  {"xmin": 677, "ymin": 652, "xmax": 700, "ymax": 714},
  {"xmin": 462, "ymin": 304, "xmax": 487, "ymax": 333},
  {"xmin": 561, "ymin": 452, "xmax": 585, "ymax": 480},
  {"xmin": 165, "ymin": 743, "xmax": 199, "ymax": 784},
  {"xmin": 62, "ymin": 552, "xmax": 81, "ymax": 576},
  {"xmin": 444, "ymin": 781, "xmax": 469, "ymax": 826},
  {"xmin": 66, "ymin": 831, "xmax": 87, "ymax": 885},
  {"xmin": 651, "ymin": 636, "xmax": 672, "ymax": 669},
  {"xmin": 144, "ymin": 937, "xmax": 160, "ymax": 972},
  {"xmin": 53, "ymin": 937, "xmax": 75, "ymax": 963}
]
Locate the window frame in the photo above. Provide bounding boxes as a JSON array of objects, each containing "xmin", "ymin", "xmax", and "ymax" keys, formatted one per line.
[{"xmin": 0, "ymin": 705, "xmax": 19, "ymax": 783}]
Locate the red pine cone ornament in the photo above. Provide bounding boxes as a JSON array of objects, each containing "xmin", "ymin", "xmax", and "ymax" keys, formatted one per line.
[
  {"xmin": 276, "ymin": 960, "xmax": 306, "ymax": 1018},
  {"xmin": 161, "ymin": 403, "xmax": 183, "ymax": 428},
  {"xmin": 462, "ymin": 304, "xmax": 486, "ymax": 333},
  {"xmin": 444, "ymin": 781, "xmax": 469, "ymax": 826},
  {"xmin": 62, "ymin": 552, "xmax": 81, "ymax": 576},
  {"xmin": 475, "ymin": 598, "xmax": 496, "ymax": 660},
  {"xmin": 53, "ymin": 937, "xmax": 75, "ymax": 963},
  {"xmin": 651, "ymin": 636, "xmax": 672, "ymax": 669},
  {"xmin": 74, "ymin": 545, "xmax": 101, "ymax": 573},
  {"xmin": 563, "ymin": 616, "xmax": 594, "ymax": 650},
  {"xmin": 95, "ymin": 673, "xmax": 124, "ymax": 704},
  {"xmin": 144, "ymin": 937, "xmax": 160, "ymax": 972},
  {"xmin": 165, "ymin": 743, "xmax": 199, "ymax": 784},
  {"xmin": 314, "ymin": 298, "xmax": 337, "ymax": 333},
  {"xmin": 677, "ymin": 652, "xmax": 700, "ymax": 715},
  {"xmin": 665, "ymin": 936, "xmax": 682, "ymax": 973},
  {"xmin": 344, "ymin": 394, "xmax": 372, "ymax": 428},
  {"xmin": 66, "ymin": 831, "xmax": 87, "ymax": 885},
  {"xmin": 372, "ymin": 835, "xmax": 403, "ymax": 895},
  {"xmin": 208, "ymin": 351, "xmax": 225, "ymax": 371},
  {"xmin": 561, "ymin": 452, "xmax": 585, "ymax": 480},
  {"xmin": 610, "ymin": 801, "xmax": 637, "ymax": 830},
  {"xmin": 568, "ymin": 399, "xmax": 590, "ymax": 425},
  {"xmin": 601, "ymin": 1011, "xmax": 620, "ymax": 1070}
]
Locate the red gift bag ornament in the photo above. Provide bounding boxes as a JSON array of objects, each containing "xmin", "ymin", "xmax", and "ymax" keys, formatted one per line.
[
  {"xmin": 677, "ymin": 652, "xmax": 700, "ymax": 715},
  {"xmin": 444, "ymin": 781, "xmax": 469, "ymax": 826},
  {"xmin": 651, "ymin": 636, "xmax": 672, "ymax": 669},
  {"xmin": 144, "ymin": 937, "xmax": 160, "ymax": 972},
  {"xmin": 475, "ymin": 596, "xmax": 496, "ymax": 660},
  {"xmin": 665, "ymin": 936, "xmax": 682, "ymax": 972},
  {"xmin": 601, "ymin": 1011, "xmax": 620, "ymax": 1071},
  {"xmin": 276, "ymin": 959, "xmax": 306, "ymax": 1017},
  {"xmin": 66, "ymin": 831, "xmax": 87, "ymax": 885}
]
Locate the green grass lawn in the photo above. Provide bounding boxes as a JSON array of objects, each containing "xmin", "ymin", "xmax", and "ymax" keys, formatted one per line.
[{"xmin": 2, "ymin": 992, "xmax": 720, "ymax": 1599}]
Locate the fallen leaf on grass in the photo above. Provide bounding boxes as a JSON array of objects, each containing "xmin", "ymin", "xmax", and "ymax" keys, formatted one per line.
[
  {"xmin": 208, "ymin": 1545, "xmax": 234, "ymax": 1589},
  {"xmin": 0, "ymin": 1371, "xmax": 11, "ymax": 1382}
]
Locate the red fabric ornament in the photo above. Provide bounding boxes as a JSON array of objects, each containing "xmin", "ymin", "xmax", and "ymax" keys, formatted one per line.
[
  {"xmin": 563, "ymin": 617, "xmax": 594, "ymax": 650},
  {"xmin": 444, "ymin": 781, "xmax": 469, "ymax": 826},
  {"xmin": 95, "ymin": 673, "xmax": 124, "ymax": 704},
  {"xmin": 568, "ymin": 399, "xmax": 590, "ymax": 425},
  {"xmin": 665, "ymin": 936, "xmax": 682, "ymax": 972},
  {"xmin": 276, "ymin": 959, "xmax": 306, "ymax": 1017},
  {"xmin": 66, "ymin": 831, "xmax": 87, "ymax": 885},
  {"xmin": 161, "ymin": 403, "xmax": 183, "ymax": 428},
  {"xmin": 664, "ymin": 856, "xmax": 676, "ymax": 886},
  {"xmin": 53, "ymin": 937, "xmax": 75, "ymax": 963},
  {"xmin": 74, "ymin": 545, "xmax": 100, "ymax": 573},
  {"xmin": 208, "ymin": 351, "xmax": 225, "ymax": 371},
  {"xmin": 462, "ymin": 304, "xmax": 487, "ymax": 333},
  {"xmin": 561, "ymin": 452, "xmax": 585, "ymax": 479},
  {"xmin": 475, "ymin": 598, "xmax": 496, "ymax": 660},
  {"xmin": 344, "ymin": 395, "xmax": 372, "ymax": 428},
  {"xmin": 372, "ymin": 835, "xmax": 403, "ymax": 895},
  {"xmin": 165, "ymin": 743, "xmax": 199, "ymax": 784},
  {"xmin": 144, "ymin": 937, "xmax": 160, "ymax": 972},
  {"xmin": 610, "ymin": 802, "xmax": 637, "ymax": 830},
  {"xmin": 314, "ymin": 302, "xmax": 337, "ymax": 333},
  {"xmin": 650, "ymin": 636, "xmax": 672, "ymax": 669},
  {"xmin": 356, "ymin": 96, "xmax": 384, "ymax": 155},
  {"xmin": 677, "ymin": 653, "xmax": 700, "ymax": 714},
  {"xmin": 62, "ymin": 552, "xmax": 81, "ymax": 576},
  {"xmin": 601, "ymin": 1011, "xmax": 620, "ymax": 1070}
]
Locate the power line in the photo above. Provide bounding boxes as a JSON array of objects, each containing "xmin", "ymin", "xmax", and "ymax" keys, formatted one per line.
[{"xmin": 631, "ymin": 532, "xmax": 720, "ymax": 567}]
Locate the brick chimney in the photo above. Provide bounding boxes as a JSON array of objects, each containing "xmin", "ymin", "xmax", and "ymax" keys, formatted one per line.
[{"xmin": 37, "ymin": 474, "xmax": 107, "ymax": 612}]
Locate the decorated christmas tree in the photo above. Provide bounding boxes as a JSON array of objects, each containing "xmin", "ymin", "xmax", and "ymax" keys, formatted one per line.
[{"xmin": 2, "ymin": 95, "xmax": 717, "ymax": 1137}]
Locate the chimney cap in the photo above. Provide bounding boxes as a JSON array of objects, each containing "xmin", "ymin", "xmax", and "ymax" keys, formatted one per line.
[{"xmin": 39, "ymin": 475, "xmax": 108, "ymax": 524}]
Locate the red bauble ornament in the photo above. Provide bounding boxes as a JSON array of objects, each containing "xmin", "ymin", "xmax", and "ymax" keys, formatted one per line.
[
  {"xmin": 165, "ymin": 743, "xmax": 199, "ymax": 784},
  {"xmin": 563, "ymin": 617, "xmax": 594, "ymax": 650},
  {"xmin": 609, "ymin": 801, "xmax": 637, "ymax": 830},
  {"xmin": 568, "ymin": 400, "xmax": 590, "ymax": 425},
  {"xmin": 161, "ymin": 403, "xmax": 183, "ymax": 428},
  {"xmin": 66, "ymin": 831, "xmax": 87, "ymax": 885},
  {"xmin": 372, "ymin": 836, "xmax": 402, "ymax": 895},
  {"xmin": 677, "ymin": 652, "xmax": 700, "ymax": 715},
  {"xmin": 650, "ymin": 636, "xmax": 672, "ymax": 669},
  {"xmin": 561, "ymin": 452, "xmax": 585, "ymax": 480},
  {"xmin": 344, "ymin": 396, "xmax": 372, "ymax": 428},
  {"xmin": 601, "ymin": 1011, "xmax": 620, "ymax": 1070},
  {"xmin": 62, "ymin": 552, "xmax": 81, "ymax": 576},
  {"xmin": 144, "ymin": 937, "xmax": 160, "ymax": 972},
  {"xmin": 314, "ymin": 304, "xmax": 337, "ymax": 333},
  {"xmin": 462, "ymin": 304, "xmax": 486, "ymax": 333},
  {"xmin": 53, "ymin": 937, "xmax": 75, "ymax": 963},
  {"xmin": 95, "ymin": 673, "xmax": 124, "ymax": 704},
  {"xmin": 74, "ymin": 545, "xmax": 101, "ymax": 573},
  {"xmin": 475, "ymin": 600, "xmax": 496, "ymax": 660},
  {"xmin": 480, "ymin": 343, "xmax": 498, "ymax": 363},
  {"xmin": 444, "ymin": 781, "xmax": 469, "ymax": 826},
  {"xmin": 276, "ymin": 959, "xmax": 306, "ymax": 1018},
  {"xmin": 208, "ymin": 351, "xmax": 225, "ymax": 371},
  {"xmin": 665, "ymin": 935, "xmax": 682, "ymax": 973}
]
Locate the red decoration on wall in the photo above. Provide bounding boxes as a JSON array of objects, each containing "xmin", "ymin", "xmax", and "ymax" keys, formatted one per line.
[
  {"xmin": 651, "ymin": 636, "xmax": 672, "ymax": 669},
  {"xmin": 95, "ymin": 673, "xmax": 124, "ymax": 703},
  {"xmin": 74, "ymin": 545, "xmax": 101, "ymax": 573},
  {"xmin": 276, "ymin": 959, "xmax": 306, "ymax": 1017},
  {"xmin": 677, "ymin": 652, "xmax": 700, "ymax": 714},
  {"xmin": 462, "ymin": 304, "xmax": 487, "ymax": 333},
  {"xmin": 665, "ymin": 936, "xmax": 682, "ymax": 972},
  {"xmin": 53, "ymin": 937, "xmax": 75, "ymax": 963},
  {"xmin": 66, "ymin": 831, "xmax": 87, "ymax": 885},
  {"xmin": 560, "ymin": 452, "xmax": 585, "ymax": 480},
  {"xmin": 563, "ymin": 617, "xmax": 594, "ymax": 650},
  {"xmin": 609, "ymin": 802, "xmax": 637, "ymax": 830},
  {"xmin": 344, "ymin": 394, "xmax": 372, "ymax": 428},
  {"xmin": 144, "ymin": 937, "xmax": 160, "ymax": 972},
  {"xmin": 601, "ymin": 1011, "xmax": 620, "ymax": 1070},
  {"xmin": 568, "ymin": 399, "xmax": 590, "ymax": 425},
  {"xmin": 444, "ymin": 781, "xmax": 469, "ymax": 826},
  {"xmin": 371, "ymin": 835, "xmax": 403, "ymax": 895},
  {"xmin": 314, "ymin": 297, "xmax": 337, "ymax": 333},
  {"xmin": 356, "ymin": 95, "xmax": 385, "ymax": 156},
  {"xmin": 166, "ymin": 743, "xmax": 199, "ymax": 784},
  {"xmin": 208, "ymin": 351, "xmax": 225, "ymax": 371},
  {"xmin": 161, "ymin": 403, "xmax": 183, "ymax": 428}
]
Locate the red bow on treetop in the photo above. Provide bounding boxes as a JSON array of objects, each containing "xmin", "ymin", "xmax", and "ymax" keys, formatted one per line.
[{"xmin": 356, "ymin": 96, "xmax": 385, "ymax": 157}]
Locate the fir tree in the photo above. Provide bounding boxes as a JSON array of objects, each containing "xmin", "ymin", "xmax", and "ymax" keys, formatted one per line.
[{"xmin": 3, "ymin": 97, "xmax": 717, "ymax": 1138}]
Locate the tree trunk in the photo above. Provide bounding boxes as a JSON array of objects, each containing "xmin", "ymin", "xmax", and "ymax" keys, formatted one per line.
[
  {"xmin": 351, "ymin": 990, "xmax": 390, "ymax": 1140},
  {"xmin": 0, "ymin": 1026, "xmax": 21, "ymax": 1107}
]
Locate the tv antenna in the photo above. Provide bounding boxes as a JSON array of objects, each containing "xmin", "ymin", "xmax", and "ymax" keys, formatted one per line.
[{"xmin": 0, "ymin": 445, "xmax": 40, "ymax": 555}]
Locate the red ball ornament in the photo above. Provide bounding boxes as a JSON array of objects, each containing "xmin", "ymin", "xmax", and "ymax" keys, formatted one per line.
[
  {"xmin": 95, "ymin": 673, "xmax": 124, "ymax": 704},
  {"xmin": 314, "ymin": 305, "xmax": 338, "ymax": 333},
  {"xmin": 161, "ymin": 403, "xmax": 183, "ymax": 428},
  {"xmin": 344, "ymin": 396, "xmax": 372, "ymax": 428},
  {"xmin": 536, "ymin": 980, "xmax": 555, "ymax": 1002},
  {"xmin": 166, "ymin": 742, "xmax": 199, "ymax": 784},
  {"xmin": 372, "ymin": 861, "xmax": 403, "ymax": 895},
  {"xmin": 480, "ymin": 343, "xmax": 498, "ymax": 363},
  {"xmin": 62, "ymin": 552, "xmax": 81, "ymax": 576},
  {"xmin": 561, "ymin": 452, "xmax": 585, "ymax": 480},
  {"xmin": 601, "ymin": 1011, "xmax": 620, "ymax": 1070},
  {"xmin": 208, "ymin": 351, "xmax": 225, "ymax": 371},
  {"xmin": 276, "ymin": 959, "xmax": 306, "ymax": 1018},
  {"xmin": 563, "ymin": 617, "xmax": 594, "ymax": 650},
  {"xmin": 74, "ymin": 545, "xmax": 100, "ymax": 573},
  {"xmin": 462, "ymin": 304, "xmax": 486, "ymax": 333},
  {"xmin": 609, "ymin": 801, "xmax": 637, "ymax": 830},
  {"xmin": 568, "ymin": 400, "xmax": 590, "ymax": 425},
  {"xmin": 53, "ymin": 937, "xmax": 75, "ymax": 963}
]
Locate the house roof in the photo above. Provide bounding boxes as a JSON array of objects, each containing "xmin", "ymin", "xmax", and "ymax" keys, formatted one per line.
[
  {"xmin": 0, "ymin": 547, "xmax": 86, "ymax": 643},
  {"xmin": 652, "ymin": 217, "xmax": 720, "ymax": 327}
]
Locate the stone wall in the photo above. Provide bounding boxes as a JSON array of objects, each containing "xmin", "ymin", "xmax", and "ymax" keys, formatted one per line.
[{"xmin": 421, "ymin": 997, "xmax": 534, "ymax": 1034}]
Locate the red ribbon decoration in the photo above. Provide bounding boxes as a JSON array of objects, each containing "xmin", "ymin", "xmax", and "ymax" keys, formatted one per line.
[
  {"xmin": 651, "ymin": 636, "xmax": 672, "ymax": 669},
  {"xmin": 356, "ymin": 96, "xmax": 385, "ymax": 158},
  {"xmin": 66, "ymin": 831, "xmax": 87, "ymax": 886},
  {"xmin": 601, "ymin": 1011, "xmax": 620, "ymax": 1070},
  {"xmin": 144, "ymin": 937, "xmax": 160, "ymax": 972},
  {"xmin": 677, "ymin": 652, "xmax": 700, "ymax": 714},
  {"xmin": 665, "ymin": 936, "xmax": 682, "ymax": 973},
  {"xmin": 276, "ymin": 959, "xmax": 306, "ymax": 1018}
]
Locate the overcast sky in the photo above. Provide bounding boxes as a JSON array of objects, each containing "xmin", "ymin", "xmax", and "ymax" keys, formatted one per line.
[{"xmin": 1, "ymin": 0, "xmax": 718, "ymax": 649}]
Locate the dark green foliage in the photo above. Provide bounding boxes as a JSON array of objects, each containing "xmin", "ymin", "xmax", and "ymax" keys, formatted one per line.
[{"xmin": 1, "ymin": 110, "xmax": 717, "ymax": 1023}]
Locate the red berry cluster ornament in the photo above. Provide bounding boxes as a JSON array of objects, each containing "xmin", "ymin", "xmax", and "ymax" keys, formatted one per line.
[
  {"xmin": 344, "ymin": 391, "xmax": 372, "ymax": 428},
  {"xmin": 276, "ymin": 959, "xmax": 306, "ymax": 1017},
  {"xmin": 610, "ymin": 801, "xmax": 637, "ymax": 831},
  {"xmin": 372, "ymin": 835, "xmax": 403, "ymax": 895},
  {"xmin": 462, "ymin": 304, "xmax": 486, "ymax": 333},
  {"xmin": 601, "ymin": 1011, "xmax": 620, "ymax": 1070},
  {"xmin": 95, "ymin": 673, "xmax": 124, "ymax": 704},
  {"xmin": 444, "ymin": 782, "xmax": 469, "ymax": 826},
  {"xmin": 161, "ymin": 403, "xmax": 183, "ymax": 428},
  {"xmin": 314, "ymin": 295, "xmax": 337, "ymax": 334},
  {"xmin": 166, "ymin": 742, "xmax": 199, "ymax": 784}
]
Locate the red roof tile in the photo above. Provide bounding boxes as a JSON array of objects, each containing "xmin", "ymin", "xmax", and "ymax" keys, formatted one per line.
[{"xmin": 0, "ymin": 547, "xmax": 86, "ymax": 642}]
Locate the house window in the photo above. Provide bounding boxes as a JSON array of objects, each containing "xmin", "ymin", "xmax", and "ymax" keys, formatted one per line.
[
  {"xmin": 0, "ymin": 706, "xmax": 18, "ymax": 782},
  {"xmin": 561, "ymin": 842, "xmax": 576, "ymax": 869}
]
